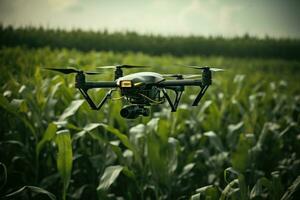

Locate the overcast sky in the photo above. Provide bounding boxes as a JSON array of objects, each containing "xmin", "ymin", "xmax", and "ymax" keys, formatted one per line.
[{"xmin": 0, "ymin": 0, "xmax": 299, "ymax": 38}]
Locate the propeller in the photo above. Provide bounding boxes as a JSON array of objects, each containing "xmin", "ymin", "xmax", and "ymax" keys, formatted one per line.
[
  {"xmin": 44, "ymin": 67, "xmax": 102, "ymax": 75},
  {"xmin": 162, "ymin": 74, "xmax": 202, "ymax": 79},
  {"xmin": 176, "ymin": 64, "xmax": 224, "ymax": 72},
  {"xmin": 97, "ymin": 64, "xmax": 149, "ymax": 69},
  {"xmin": 186, "ymin": 66, "xmax": 225, "ymax": 72}
]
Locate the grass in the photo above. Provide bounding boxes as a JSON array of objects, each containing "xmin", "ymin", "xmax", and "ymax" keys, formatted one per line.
[{"xmin": 0, "ymin": 47, "xmax": 299, "ymax": 199}]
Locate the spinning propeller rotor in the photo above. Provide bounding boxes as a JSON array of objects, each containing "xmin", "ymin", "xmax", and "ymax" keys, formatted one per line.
[
  {"xmin": 97, "ymin": 64, "xmax": 149, "ymax": 69},
  {"xmin": 44, "ymin": 67, "xmax": 102, "ymax": 75},
  {"xmin": 185, "ymin": 65, "xmax": 225, "ymax": 72},
  {"xmin": 97, "ymin": 64, "xmax": 150, "ymax": 79}
]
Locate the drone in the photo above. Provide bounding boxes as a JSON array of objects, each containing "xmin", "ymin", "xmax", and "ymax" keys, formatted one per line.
[{"xmin": 45, "ymin": 65, "xmax": 223, "ymax": 119}]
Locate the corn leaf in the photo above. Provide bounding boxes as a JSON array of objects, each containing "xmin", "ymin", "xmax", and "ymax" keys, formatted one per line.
[
  {"xmin": 36, "ymin": 123, "xmax": 57, "ymax": 157},
  {"xmin": 99, "ymin": 123, "xmax": 141, "ymax": 166},
  {"xmin": 59, "ymin": 99, "xmax": 85, "ymax": 121},
  {"xmin": 97, "ymin": 165, "xmax": 124, "ymax": 191},
  {"xmin": 281, "ymin": 176, "xmax": 300, "ymax": 200},
  {"xmin": 3, "ymin": 185, "xmax": 56, "ymax": 200},
  {"xmin": 55, "ymin": 130, "xmax": 73, "ymax": 200}
]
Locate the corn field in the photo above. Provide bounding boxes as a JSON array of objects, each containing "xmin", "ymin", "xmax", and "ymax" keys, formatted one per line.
[{"xmin": 0, "ymin": 47, "xmax": 299, "ymax": 199}]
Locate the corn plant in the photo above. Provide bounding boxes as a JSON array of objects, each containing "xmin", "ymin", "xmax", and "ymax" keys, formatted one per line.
[{"xmin": 0, "ymin": 47, "xmax": 299, "ymax": 199}]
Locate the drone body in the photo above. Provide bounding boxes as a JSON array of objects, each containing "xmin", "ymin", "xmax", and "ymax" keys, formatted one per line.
[{"xmin": 45, "ymin": 65, "xmax": 222, "ymax": 119}]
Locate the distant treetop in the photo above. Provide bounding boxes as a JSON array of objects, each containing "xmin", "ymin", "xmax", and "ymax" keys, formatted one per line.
[{"xmin": 1, "ymin": 25, "xmax": 299, "ymax": 60}]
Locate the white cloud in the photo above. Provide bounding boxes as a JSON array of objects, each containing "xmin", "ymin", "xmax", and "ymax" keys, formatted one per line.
[
  {"xmin": 178, "ymin": 0, "xmax": 242, "ymax": 36},
  {"xmin": 218, "ymin": 5, "xmax": 242, "ymax": 35}
]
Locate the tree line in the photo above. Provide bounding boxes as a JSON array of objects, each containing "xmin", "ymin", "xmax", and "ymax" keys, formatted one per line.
[{"xmin": 1, "ymin": 25, "xmax": 300, "ymax": 60}]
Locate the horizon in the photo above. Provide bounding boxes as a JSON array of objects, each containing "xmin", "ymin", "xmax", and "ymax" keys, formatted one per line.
[
  {"xmin": 2, "ymin": 24, "xmax": 300, "ymax": 41},
  {"xmin": 1, "ymin": 0, "xmax": 300, "ymax": 39}
]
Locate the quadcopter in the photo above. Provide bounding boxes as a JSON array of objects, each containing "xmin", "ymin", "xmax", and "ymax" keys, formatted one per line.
[{"xmin": 45, "ymin": 65, "xmax": 223, "ymax": 119}]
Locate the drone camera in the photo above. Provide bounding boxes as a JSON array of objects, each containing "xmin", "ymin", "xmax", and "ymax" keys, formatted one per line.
[{"xmin": 120, "ymin": 105, "xmax": 150, "ymax": 119}]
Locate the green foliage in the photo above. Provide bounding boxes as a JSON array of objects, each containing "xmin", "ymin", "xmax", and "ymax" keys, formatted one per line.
[
  {"xmin": 191, "ymin": 185, "xmax": 220, "ymax": 200},
  {"xmin": 59, "ymin": 100, "xmax": 85, "ymax": 121},
  {"xmin": 0, "ymin": 47, "xmax": 299, "ymax": 200},
  {"xmin": 3, "ymin": 185, "xmax": 57, "ymax": 200},
  {"xmin": 55, "ymin": 130, "xmax": 73, "ymax": 200},
  {"xmin": 0, "ymin": 162, "xmax": 56, "ymax": 199},
  {"xmin": 231, "ymin": 133, "xmax": 254, "ymax": 173},
  {"xmin": 36, "ymin": 123, "xmax": 57, "ymax": 158},
  {"xmin": 281, "ymin": 176, "xmax": 300, "ymax": 200},
  {"xmin": 97, "ymin": 165, "xmax": 124, "ymax": 191}
]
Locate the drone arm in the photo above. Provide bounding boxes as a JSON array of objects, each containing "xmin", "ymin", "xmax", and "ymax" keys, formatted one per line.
[
  {"xmin": 158, "ymin": 79, "xmax": 202, "ymax": 87},
  {"xmin": 95, "ymin": 89, "xmax": 114, "ymax": 110},
  {"xmin": 78, "ymin": 88, "xmax": 97, "ymax": 110},
  {"xmin": 162, "ymin": 89, "xmax": 176, "ymax": 112},
  {"xmin": 192, "ymin": 85, "xmax": 209, "ymax": 106},
  {"xmin": 83, "ymin": 81, "xmax": 118, "ymax": 89},
  {"xmin": 74, "ymin": 73, "xmax": 117, "ymax": 110},
  {"xmin": 192, "ymin": 67, "xmax": 212, "ymax": 106},
  {"xmin": 174, "ymin": 90, "xmax": 183, "ymax": 109},
  {"xmin": 161, "ymin": 87, "xmax": 184, "ymax": 112},
  {"xmin": 159, "ymin": 79, "xmax": 210, "ymax": 107},
  {"xmin": 78, "ymin": 88, "xmax": 115, "ymax": 111}
]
